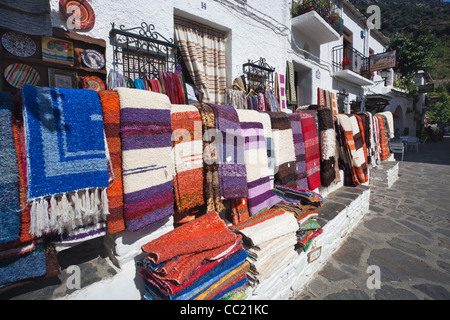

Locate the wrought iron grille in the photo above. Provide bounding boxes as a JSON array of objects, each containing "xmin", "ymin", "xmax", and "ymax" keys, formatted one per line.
[
  {"xmin": 110, "ymin": 22, "xmax": 179, "ymax": 81},
  {"xmin": 242, "ymin": 57, "xmax": 275, "ymax": 92}
]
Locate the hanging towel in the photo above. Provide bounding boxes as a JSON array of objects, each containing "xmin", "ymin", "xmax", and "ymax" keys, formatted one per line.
[
  {"xmin": 116, "ymin": 87, "xmax": 174, "ymax": 231},
  {"xmin": 375, "ymin": 114, "xmax": 390, "ymax": 161},
  {"xmin": 267, "ymin": 112, "xmax": 297, "ymax": 188},
  {"xmin": 207, "ymin": 104, "xmax": 248, "ymax": 200},
  {"xmin": 298, "ymin": 112, "xmax": 321, "ymax": 190},
  {"xmin": 171, "ymin": 104, "xmax": 204, "ymax": 223},
  {"xmin": 22, "ymin": 86, "xmax": 110, "ymax": 237},
  {"xmin": 287, "ymin": 113, "xmax": 308, "ymax": 189},
  {"xmin": 377, "ymin": 111, "xmax": 395, "ymax": 139},
  {"xmin": 237, "ymin": 110, "xmax": 279, "ymax": 216},
  {"xmin": 98, "ymin": 90, "xmax": 126, "ymax": 234}
]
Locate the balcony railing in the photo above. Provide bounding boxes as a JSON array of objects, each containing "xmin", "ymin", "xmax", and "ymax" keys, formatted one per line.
[
  {"xmin": 291, "ymin": 0, "xmax": 344, "ymax": 36},
  {"xmin": 332, "ymin": 45, "xmax": 373, "ymax": 80}
]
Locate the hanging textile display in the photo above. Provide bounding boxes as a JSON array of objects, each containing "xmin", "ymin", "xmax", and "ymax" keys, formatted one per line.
[
  {"xmin": 22, "ymin": 85, "xmax": 110, "ymax": 237},
  {"xmin": 195, "ymin": 104, "xmax": 226, "ymax": 219},
  {"xmin": 98, "ymin": 90, "xmax": 126, "ymax": 234},
  {"xmin": 375, "ymin": 114, "xmax": 390, "ymax": 161},
  {"xmin": 335, "ymin": 114, "xmax": 368, "ymax": 186},
  {"xmin": 307, "ymin": 106, "xmax": 337, "ymax": 187},
  {"xmin": 298, "ymin": 113, "xmax": 321, "ymax": 190},
  {"xmin": 224, "ymin": 88, "xmax": 246, "ymax": 110},
  {"xmin": 259, "ymin": 113, "xmax": 276, "ymax": 188},
  {"xmin": 287, "ymin": 114, "xmax": 308, "ymax": 190},
  {"xmin": 0, "ymin": 92, "xmax": 21, "ymax": 245},
  {"xmin": 376, "ymin": 111, "xmax": 394, "ymax": 139},
  {"xmin": 208, "ymin": 104, "xmax": 248, "ymax": 200},
  {"xmin": 236, "ymin": 110, "xmax": 279, "ymax": 216},
  {"xmin": 286, "ymin": 61, "xmax": 297, "ymax": 106},
  {"xmin": 331, "ymin": 92, "xmax": 339, "ymax": 115},
  {"xmin": 317, "ymin": 88, "xmax": 326, "ymax": 106},
  {"xmin": 117, "ymin": 88, "xmax": 174, "ymax": 231},
  {"xmin": 174, "ymin": 19, "xmax": 227, "ymax": 105},
  {"xmin": 267, "ymin": 112, "xmax": 297, "ymax": 188},
  {"xmin": 171, "ymin": 104, "xmax": 204, "ymax": 224},
  {"xmin": 275, "ymin": 73, "xmax": 287, "ymax": 112},
  {"xmin": 355, "ymin": 114, "xmax": 369, "ymax": 170}
]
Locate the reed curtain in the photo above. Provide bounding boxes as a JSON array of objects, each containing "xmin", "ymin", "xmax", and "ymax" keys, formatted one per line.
[{"xmin": 174, "ymin": 18, "xmax": 226, "ymax": 105}]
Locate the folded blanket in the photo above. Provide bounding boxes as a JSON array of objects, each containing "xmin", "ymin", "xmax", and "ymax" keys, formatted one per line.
[
  {"xmin": 355, "ymin": 115, "xmax": 369, "ymax": 173},
  {"xmin": 116, "ymin": 88, "xmax": 174, "ymax": 231},
  {"xmin": 237, "ymin": 110, "xmax": 279, "ymax": 216},
  {"xmin": 232, "ymin": 208, "xmax": 299, "ymax": 247},
  {"xmin": 98, "ymin": 90, "xmax": 126, "ymax": 234},
  {"xmin": 207, "ymin": 103, "xmax": 248, "ymax": 200},
  {"xmin": 246, "ymin": 232, "xmax": 297, "ymax": 263},
  {"xmin": 375, "ymin": 114, "xmax": 390, "ymax": 161},
  {"xmin": 22, "ymin": 86, "xmax": 109, "ymax": 237},
  {"xmin": 142, "ymin": 211, "xmax": 237, "ymax": 283},
  {"xmin": 0, "ymin": 92, "xmax": 21, "ymax": 244},
  {"xmin": 335, "ymin": 116, "xmax": 355, "ymax": 186},
  {"xmin": 308, "ymin": 106, "xmax": 336, "ymax": 187},
  {"xmin": 195, "ymin": 104, "xmax": 226, "ymax": 219},
  {"xmin": 259, "ymin": 113, "xmax": 275, "ymax": 187},
  {"xmin": 267, "ymin": 112, "xmax": 297, "ymax": 188},
  {"xmin": 171, "ymin": 104, "xmax": 204, "ymax": 223},
  {"xmin": 287, "ymin": 114, "xmax": 308, "ymax": 189},
  {"xmin": 377, "ymin": 111, "xmax": 394, "ymax": 139},
  {"xmin": 335, "ymin": 114, "xmax": 368, "ymax": 185},
  {"xmin": 141, "ymin": 239, "xmax": 243, "ymax": 298},
  {"xmin": 298, "ymin": 113, "xmax": 321, "ymax": 190}
]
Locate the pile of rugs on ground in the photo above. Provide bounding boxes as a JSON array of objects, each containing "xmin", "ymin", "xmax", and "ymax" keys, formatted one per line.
[{"xmin": 0, "ymin": 85, "xmax": 395, "ymax": 299}]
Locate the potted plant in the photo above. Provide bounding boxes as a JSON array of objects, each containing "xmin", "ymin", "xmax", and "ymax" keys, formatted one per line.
[
  {"xmin": 360, "ymin": 66, "xmax": 374, "ymax": 79},
  {"xmin": 341, "ymin": 57, "xmax": 352, "ymax": 70}
]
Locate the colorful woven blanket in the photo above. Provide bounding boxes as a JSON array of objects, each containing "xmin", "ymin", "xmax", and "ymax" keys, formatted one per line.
[
  {"xmin": 287, "ymin": 113, "xmax": 308, "ymax": 189},
  {"xmin": 231, "ymin": 208, "xmax": 299, "ymax": 247},
  {"xmin": 267, "ymin": 112, "xmax": 297, "ymax": 188},
  {"xmin": 141, "ymin": 211, "xmax": 237, "ymax": 284},
  {"xmin": 259, "ymin": 113, "xmax": 275, "ymax": 188},
  {"xmin": 171, "ymin": 104, "xmax": 204, "ymax": 223},
  {"xmin": 298, "ymin": 112, "xmax": 321, "ymax": 190},
  {"xmin": 22, "ymin": 86, "xmax": 110, "ymax": 237},
  {"xmin": 286, "ymin": 61, "xmax": 297, "ymax": 105},
  {"xmin": 377, "ymin": 111, "xmax": 394, "ymax": 139},
  {"xmin": 116, "ymin": 87, "xmax": 174, "ymax": 231},
  {"xmin": 207, "ymin": 103, "xmax": 248, "ymax": 200},
  {"xmin": 375, "ymin": 114, "xmax": 390, "ymax": 161},
  {"xmin": 0, "ymin": 92, "xmax": 21, "ymax": 245},
  {"xmin": 335, "ymin": 114, "xmax": 368, "ymax": 185},
  {"xmin": 98, "ymin": 90, "xmax": 126, "ymax": 234},
  {"xmin": 308, "ymin": 106, "xmax": 337, "ymax": 187},
  {"xmin": 236, "ymin": 110, "xmax": 279, "ymax": 216}
]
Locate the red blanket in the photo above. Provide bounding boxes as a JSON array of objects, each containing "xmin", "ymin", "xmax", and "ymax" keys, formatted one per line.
[{"xmin": 298, "ymin": 113, "xmax": 321, "ymax": 190}]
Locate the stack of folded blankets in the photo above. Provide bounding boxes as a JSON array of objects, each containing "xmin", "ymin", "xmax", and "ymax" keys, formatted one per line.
[
  {"xmin": 272, "ymin": 185, "xmax": 324, "ymax": 251},
  {"xmin": 231, "ymin": 208, "xmax": 299, "ymax": 286},
  {"xmin": 139, "ymin": 211, "xmax": 249, "ymax": 300}
]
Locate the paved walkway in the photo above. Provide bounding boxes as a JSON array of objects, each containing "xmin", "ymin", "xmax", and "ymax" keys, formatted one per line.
[{"xmin": 295, "ymin": 136, "xmax": 450, "ymax": 300}]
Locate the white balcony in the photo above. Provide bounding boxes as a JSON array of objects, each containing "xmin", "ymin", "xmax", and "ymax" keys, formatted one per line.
[
  {"xmin": 291, "ymin": 10, "xmax": 341, "ymax": 45},
  {"xmin": 333, "ymin": 69, "xmax": 374, "ymax": 86}
]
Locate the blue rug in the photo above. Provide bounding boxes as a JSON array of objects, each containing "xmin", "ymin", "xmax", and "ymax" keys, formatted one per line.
[
  {"xmin": 21, "ymin": 85, "xmax": 109, "ymax": 236},
  {"xmin": 0, "ymin": 92, "xmax": 21, "ymax": 245}
]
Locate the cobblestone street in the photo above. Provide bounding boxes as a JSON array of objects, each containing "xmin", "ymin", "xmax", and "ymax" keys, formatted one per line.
[{"xmin": 295, "ymin": 136, "xmax": 450, "ymax": 300}]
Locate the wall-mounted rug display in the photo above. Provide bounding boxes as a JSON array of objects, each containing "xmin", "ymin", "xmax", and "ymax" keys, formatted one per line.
[
  {"xmin": 48, "ymin": 68, "xmax": 78, "ymax": 89},
  {"xmin": 1, "ymin": 31, "xmax": 36, "ymax": 57},
  {"xmin": 41, "ymin": 36, "xmax": 74, "ymax": 66},
  {"xmin": 59, "ymin": 0, "xmax": 95, "ymax": 30},
  {"xmin": 81, "ymin": 49, "xmax": 105, "ymax": 70},
  {"xmin": 4, "ymin": 63, "xmax": 40, "ymax": 88},
  {"xmin": 82, "ymin": 75, "xmax": 105, "ymax": 92}
]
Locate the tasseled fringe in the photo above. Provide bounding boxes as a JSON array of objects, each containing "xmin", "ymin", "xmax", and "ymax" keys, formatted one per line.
[{"xmin": 28, "ymin": 188, "xmax": 110, "ymax": 237}]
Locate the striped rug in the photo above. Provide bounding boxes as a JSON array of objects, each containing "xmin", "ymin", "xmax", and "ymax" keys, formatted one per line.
[{"xmin": 116, "ymin": 88, "xmax": 174, "ymax": 231}]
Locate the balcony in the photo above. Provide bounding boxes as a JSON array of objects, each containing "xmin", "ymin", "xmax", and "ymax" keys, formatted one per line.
[
  {"xmin": 332, "ymin": 45, "xmax": 374, "ymax": 86},
  {"xmin": 291, "ymin": 0, "xmax": 343, "ymax": 45}
]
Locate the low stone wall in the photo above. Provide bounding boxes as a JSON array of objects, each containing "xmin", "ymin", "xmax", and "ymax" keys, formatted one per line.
[{"xmin": 370, "ymin": 161, "xmax": 399, "ymax": 189}]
